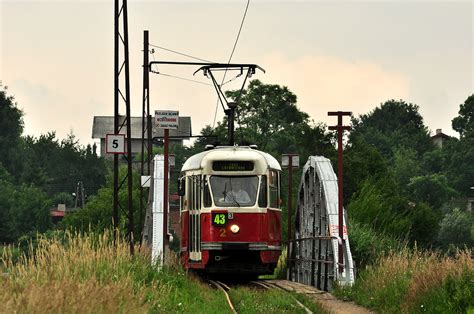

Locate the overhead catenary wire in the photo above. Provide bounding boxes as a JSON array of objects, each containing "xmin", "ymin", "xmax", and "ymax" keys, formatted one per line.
[
  {"xmin": 150, "ymin": 70, "xmax": 212, "ymax": 86},
  {"xmin": 212, "ymin": 0, "xmax": 250, "ymax": 128},
  {"xmin": 148, "ymin": 49, "xmax": 213, "ymax": 87},
  {"xmin": 149, "ymin": 43, "xmax": 214, "ymax": 63}
]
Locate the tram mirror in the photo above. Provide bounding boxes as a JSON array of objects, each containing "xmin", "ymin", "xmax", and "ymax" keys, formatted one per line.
[{"xmin": 177, "ymin": 178, "xmax": 185, "ymax": 196}]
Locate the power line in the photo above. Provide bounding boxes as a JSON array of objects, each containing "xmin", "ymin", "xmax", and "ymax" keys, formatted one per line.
[
  {"xmin": 212, "ymin": 0, "xmax": 250, "ymax": 128},
  {"xmin": 149, "ymin": 43, "xmax": 214, "ymax": 63},
  {"xmin": 150, "ymin": 70, "xmax": 212, "ymax": 86},
  {"xmin": 222, "ymin": 73, "xmax": 243, "ymax": 86}
]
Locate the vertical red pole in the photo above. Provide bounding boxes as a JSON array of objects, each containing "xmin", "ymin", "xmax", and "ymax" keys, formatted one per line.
[
  {"xmin": 328, "ymin": 111, "xmax": 351, "ymax": 274},
  {"xmin": 163, "ymin": 128, "xmax": 169, "ymax": 258}
]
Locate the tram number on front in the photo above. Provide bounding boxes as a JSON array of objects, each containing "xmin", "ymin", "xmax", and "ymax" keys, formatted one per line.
[{"xmin": 212, "ymin": 213, "xmax": 227, "ymax": 226}]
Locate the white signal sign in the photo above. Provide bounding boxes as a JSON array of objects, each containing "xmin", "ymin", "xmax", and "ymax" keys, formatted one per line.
[
  {"xmin": 155, "ymin": 110, "xmax": 179, "ymax": 129},
  {"xmin": 106, "ymin": 134, "xmax": 125, "ymax": 154}
]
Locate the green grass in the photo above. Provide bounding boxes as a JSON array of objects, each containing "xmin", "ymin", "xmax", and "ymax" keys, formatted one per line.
[
  {"xmin": 0, "ymin": 230, "xmax": 324, "ymax": 313},
  {"xmin": 334, "ymin": 247, "xmax": 474, "ymax": 314},
  {"xmin": 230, "ymin": 286, "xmax": 325, "ymax": 313}
]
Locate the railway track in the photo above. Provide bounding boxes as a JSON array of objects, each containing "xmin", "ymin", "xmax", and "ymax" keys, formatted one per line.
[
  {"xmin": 207, "ymin": 278, "xmax": 313, "ymax": 314},
  {"xmin": 208, "ymin": 279, "xmax": 237, "ymax": 314},
  {"xmin": 251, "ymin": 280, "xmax": 313, "ymax": 314}
]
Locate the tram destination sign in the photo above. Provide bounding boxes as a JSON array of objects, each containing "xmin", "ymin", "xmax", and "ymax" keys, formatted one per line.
[
  {"xmin": 213, "ymin": 161, "xmax": 254, "ymax": 171},
  {"xmin": 155, "ymin": 110, "xmax": 179, "ymax": 129}
]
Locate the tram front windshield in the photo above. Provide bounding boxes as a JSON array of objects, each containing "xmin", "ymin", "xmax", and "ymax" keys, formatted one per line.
[{"xmin": 210, "ymin": 176, "xmax": 258, "ymax": 207}]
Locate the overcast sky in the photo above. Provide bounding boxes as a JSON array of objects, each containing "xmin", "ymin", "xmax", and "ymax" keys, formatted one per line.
[{"xmin": 1, "ymin": 0, "xmax": 472, "ymax": 146}]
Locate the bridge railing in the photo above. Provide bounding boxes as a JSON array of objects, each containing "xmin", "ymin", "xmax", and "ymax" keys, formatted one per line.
[{"xmin": 286, "ymin": 236, "xmax": 346, "ymax": 291}]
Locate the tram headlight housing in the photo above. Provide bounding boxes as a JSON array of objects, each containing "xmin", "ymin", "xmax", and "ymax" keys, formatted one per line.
[{"xmin": 230, "ymin": 224, "xmax": 240, "ymax": 234}]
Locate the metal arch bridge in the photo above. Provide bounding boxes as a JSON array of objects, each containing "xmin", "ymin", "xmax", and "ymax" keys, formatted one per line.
[{"xmin": 288, "ymin": 156, "xmax": 355, "ymax": 291}]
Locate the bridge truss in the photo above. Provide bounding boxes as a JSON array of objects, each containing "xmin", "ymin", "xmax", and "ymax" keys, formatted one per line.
[{"xmin": 289, "ymin": 156, "xmax": 355, "ymax": 291}]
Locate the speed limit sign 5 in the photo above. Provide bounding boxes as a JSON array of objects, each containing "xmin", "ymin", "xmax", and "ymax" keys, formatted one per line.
[{"xmin": 106, "ymin": 134, "xmax": 126, "ymax": 154}]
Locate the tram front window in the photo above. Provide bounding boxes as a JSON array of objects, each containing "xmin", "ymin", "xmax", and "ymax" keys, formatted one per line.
[{"xmin": 210, "ymin": 176, "xmax": 258, "ymax": 207}]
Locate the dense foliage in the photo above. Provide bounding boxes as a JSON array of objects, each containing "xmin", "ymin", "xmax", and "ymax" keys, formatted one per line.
[{"xmin": 0, "ymin": 86, "xmax": 107, "ymax": 243}]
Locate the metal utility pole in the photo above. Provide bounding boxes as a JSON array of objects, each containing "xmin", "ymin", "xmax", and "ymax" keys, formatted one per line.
[
  {"xmin": 140, "ymin": 30, "xmax": 153, "ymax": 241},
  {"xmin": 114, "ymin": 0, "xmax": 134, "ymax": 255},
  {"xmin": 74, "ymin": 181, "xmax": 85, "ymax": 209},
  {"xmin": 328, "ymin": 111, "xmax": 351, "ymax": 273}
]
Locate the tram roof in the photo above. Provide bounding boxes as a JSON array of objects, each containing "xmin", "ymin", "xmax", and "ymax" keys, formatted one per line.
[{"xmin": 181, "ymin": 146, "xmax": 281, "ymax": 172}]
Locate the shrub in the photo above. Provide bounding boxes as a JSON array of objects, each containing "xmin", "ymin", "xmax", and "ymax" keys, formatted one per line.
[{"xmin": 438, "ymin": 208, "xmax": 474, "ymax": 249}]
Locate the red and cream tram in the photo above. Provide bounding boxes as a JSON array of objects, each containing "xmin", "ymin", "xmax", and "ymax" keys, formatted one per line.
[{"xmin": 178, "ymin": 145, "xmax": 282, "ymax": 275}]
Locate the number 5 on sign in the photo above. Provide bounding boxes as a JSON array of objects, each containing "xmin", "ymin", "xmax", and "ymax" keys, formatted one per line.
[{"xmin": 106, "ymin": 134, "xmax": 125, "ymax": 154}]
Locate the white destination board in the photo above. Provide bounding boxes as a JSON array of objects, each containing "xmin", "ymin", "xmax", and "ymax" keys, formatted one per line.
[
  {"xmin": 155, "ymin": 110, "xmax": 179, "ymax": 129},
  {"xmin": 106, "ymin": 134, "xmax": 125, "ymax": 154}
]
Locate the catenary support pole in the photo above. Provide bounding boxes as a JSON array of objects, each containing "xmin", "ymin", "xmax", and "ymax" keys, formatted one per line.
[
  {"xmin": 140, "ymin": 30, "xmax": 150, "ymax": 240},
  {"xmin": 113, "ymin": 0, "xmax": 134, "ymax": 255},
  {"xmin": 113, "ymin": 0, "xmax": 119, "ymax": 244}
]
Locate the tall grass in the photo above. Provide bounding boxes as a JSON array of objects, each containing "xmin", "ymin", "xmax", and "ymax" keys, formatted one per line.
[
  {"xmin": 1, "ymin": 231, "xmax": 325, "ymax": 313},
  {"xmin": 0, "ymin": 230, "xmax": 227, "ymax": 313},
  {"xmin": 335, "ymin": 247, "xmax": 474, "ymax": 313}
]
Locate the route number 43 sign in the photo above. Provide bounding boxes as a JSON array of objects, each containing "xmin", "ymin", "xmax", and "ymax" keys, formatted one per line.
[{"xmin": 106, "ymin": 134, "xmax": 125, "ymax": 154}]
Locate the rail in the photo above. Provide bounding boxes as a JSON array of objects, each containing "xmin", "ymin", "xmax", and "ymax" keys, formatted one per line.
[{"xmin": 208, "ymin": 280, "xmax": 237, "ymax": 314}]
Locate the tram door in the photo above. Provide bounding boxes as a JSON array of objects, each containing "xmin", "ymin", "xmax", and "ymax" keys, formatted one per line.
[{"xmin": 188, "ymin": 175, "xmax": 202, "ymax": 261}]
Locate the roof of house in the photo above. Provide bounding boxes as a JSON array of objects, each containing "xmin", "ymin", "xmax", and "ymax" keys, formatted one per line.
[
  {"xmin": 92, "ymin": 116, "xmax": 192, "ymax": 139},
  {"xmin": 431, "ymin": 129, "xmax": 450, "ymax": 140}
]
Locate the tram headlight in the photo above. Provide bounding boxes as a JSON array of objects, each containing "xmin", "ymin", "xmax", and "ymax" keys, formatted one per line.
[{"xmin": 230, "ymin": 224, "xmax": 240, "ymax": 234}]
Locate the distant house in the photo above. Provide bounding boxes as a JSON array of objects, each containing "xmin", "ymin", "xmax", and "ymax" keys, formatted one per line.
[
  {"xmin": 431, "ymin": 128, "xmax": 450, "ymax": 148},
  {"xmin": 50, "ymin": 204, "xmax": 66, "ymax": 224},
  {"xmin": 92, "ymin": 116, "xmax": 192, "ymax": 158}
]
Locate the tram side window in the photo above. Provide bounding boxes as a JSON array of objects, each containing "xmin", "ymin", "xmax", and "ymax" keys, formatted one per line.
[
  {"xmin": 258, "ymin": 175, "xmax": 267, "ymax": 207},
  {"xmin": 203, "ymin": 176, "xmax": 212, "ymax": 207},
  {"xmin": 269, "ymin": 171, "xmax": 279, "ymax": 208},
  {"xmin": 186, "ymin": 176, "xmax": 193, "ymax": 210},
  {"xmin": 192, "ymin": 175, "xmax": 197, "ymax": 211},
  {"xmin": 196, "ymin": 175, "xmax": 201, "ymax": 210}
]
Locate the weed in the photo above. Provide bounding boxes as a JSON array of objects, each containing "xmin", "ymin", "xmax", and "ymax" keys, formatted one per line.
[{"xmin": 335, "ymin": 247, "xmax": 474, "ymax": 313}]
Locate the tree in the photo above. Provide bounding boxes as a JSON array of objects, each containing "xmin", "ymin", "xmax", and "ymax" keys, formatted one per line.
[
  {"xmin": 0, "ymin": 86, "xmax": 24, "ymax": 174},
  {"xmin": 391, "ymin": 147, "xmax": 422, "ymax": 189},
  {"xmin": 452, "ymin": 94, "xmax": 474, "ymax": 138},
  {"xmin": 350, "ymin": 99, "xmax": 433, "ymax": 162},
  {"xmin": 408, "ymin": 174, "xmax": 455, "ymax": 209},
  {"xmin": 444, "ymin": 95, "xmax": 474, "ymax": 196},
  {"xmin": 348, "ymin": 176, "xmax": 440, "ymax": 246},
  {"xmin": 438, "ymin": 208, "xmax": 474, "ymax": 249},
  {"xmin": 9, "ymin": 184, "xmax": 52, "ymax": 240},
  {"xmin": 225, "ymin": 80, "xmax": 309, "ymax": 150},
  {"xmin": 343, "ymin": 135, "xmax": 389, "ymax": 201},
  {"xmin": 0, "ymin": 165, "xmax": 15, "ymax": 243},
  {"xmin": 443, "ymin": 136, "xmax": 474, "ymax": 197},
  {"xmin": 18, "ymin": 132, "xmax": 107, "ymax": 197}
]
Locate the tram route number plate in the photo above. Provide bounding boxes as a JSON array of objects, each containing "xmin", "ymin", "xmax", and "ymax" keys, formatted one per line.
[{"xmin": 212, "ymin": 213, "xmax": 227, "ymax": 226}]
